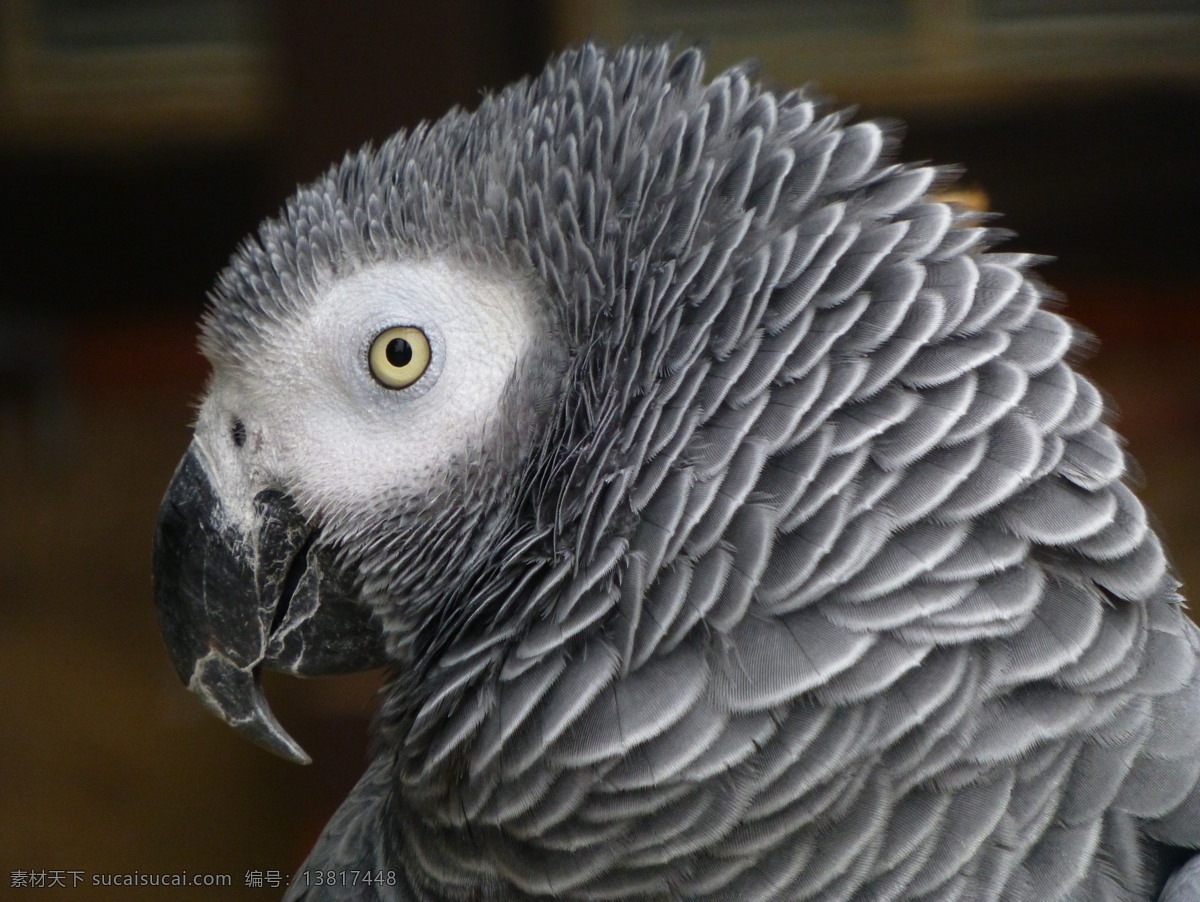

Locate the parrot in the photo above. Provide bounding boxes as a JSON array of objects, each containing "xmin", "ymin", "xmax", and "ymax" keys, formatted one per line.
[{"xmin": 152, "ymin": 41, "xmax": 1200, "ymax": 901}]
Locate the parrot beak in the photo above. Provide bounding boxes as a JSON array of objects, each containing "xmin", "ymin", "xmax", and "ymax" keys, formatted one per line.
[{"xmin": 153, "ymin": 447, "xmax": 388, "ymax": 764}]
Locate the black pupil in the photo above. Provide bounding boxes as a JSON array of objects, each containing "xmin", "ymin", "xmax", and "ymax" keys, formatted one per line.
[{"xmin": 385, "ymin": 337, "xmax": 413, "ymax": 368}]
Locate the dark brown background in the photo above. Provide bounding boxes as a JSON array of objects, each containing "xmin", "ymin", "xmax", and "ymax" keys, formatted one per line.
[{"xmin": 1, "ymin": 1, "xmax": 1197, "ymax": 898}]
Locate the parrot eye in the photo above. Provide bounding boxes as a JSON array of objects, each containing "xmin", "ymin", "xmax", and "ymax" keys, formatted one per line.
[{"xmin": 368, "ymin": 326, "xmax": 431, "ymax": 389}]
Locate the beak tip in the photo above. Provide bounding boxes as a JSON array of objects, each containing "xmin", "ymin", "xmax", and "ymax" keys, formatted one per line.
[
  {"xmin": 188, "ymin": 653, "xmax": 312, "ymax": 765},
  {"xmin": 226, "ymin": 702, "xmax": 312, "ymax": 765},
  {"xmin": 256, "ymin": 730, "xmax": 312, "ymax": 766}
]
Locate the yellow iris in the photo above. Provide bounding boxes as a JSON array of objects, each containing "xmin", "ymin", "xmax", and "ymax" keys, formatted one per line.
[{"xmin": 368, "ymin": 326, "xmax": 431, "ymax": 389}]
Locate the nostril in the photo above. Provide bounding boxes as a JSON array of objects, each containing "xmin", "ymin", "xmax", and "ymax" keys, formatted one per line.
[{"xmin": 231, "ymin": 418, "xmax": 247, "ymax": 448}]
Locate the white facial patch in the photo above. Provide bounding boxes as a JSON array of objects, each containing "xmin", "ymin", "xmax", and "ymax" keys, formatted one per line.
[{"xmin": 194, "ymin": 258, "xmax": 540, "ymax": 531}]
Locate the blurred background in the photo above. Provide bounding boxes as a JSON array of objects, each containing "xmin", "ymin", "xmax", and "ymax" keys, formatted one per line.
[{"xmin": 1, "ymin": 0, "xmax": 1197, "ymax": 897}]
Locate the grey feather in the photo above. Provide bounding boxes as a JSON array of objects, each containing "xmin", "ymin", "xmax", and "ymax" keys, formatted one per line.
[{"xmin": 1160, "ymin": 855, "xmax": 1200, "ymax": 902}]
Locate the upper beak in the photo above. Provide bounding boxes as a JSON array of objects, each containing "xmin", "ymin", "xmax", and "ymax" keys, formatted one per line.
[{"xmin": 153, "ymin": 446, "xmax": 388, "ymax": 763}]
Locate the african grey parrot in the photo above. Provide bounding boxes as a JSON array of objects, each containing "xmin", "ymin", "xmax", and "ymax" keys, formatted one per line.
[{"xmin": 152, "ymin": 42, "xmax": 1200, "ymax": 901}]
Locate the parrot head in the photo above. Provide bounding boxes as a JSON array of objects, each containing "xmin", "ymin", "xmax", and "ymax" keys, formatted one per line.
[{"xmin": 154, "ymin": 245, "xmax": 570, "ymax": 761}]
